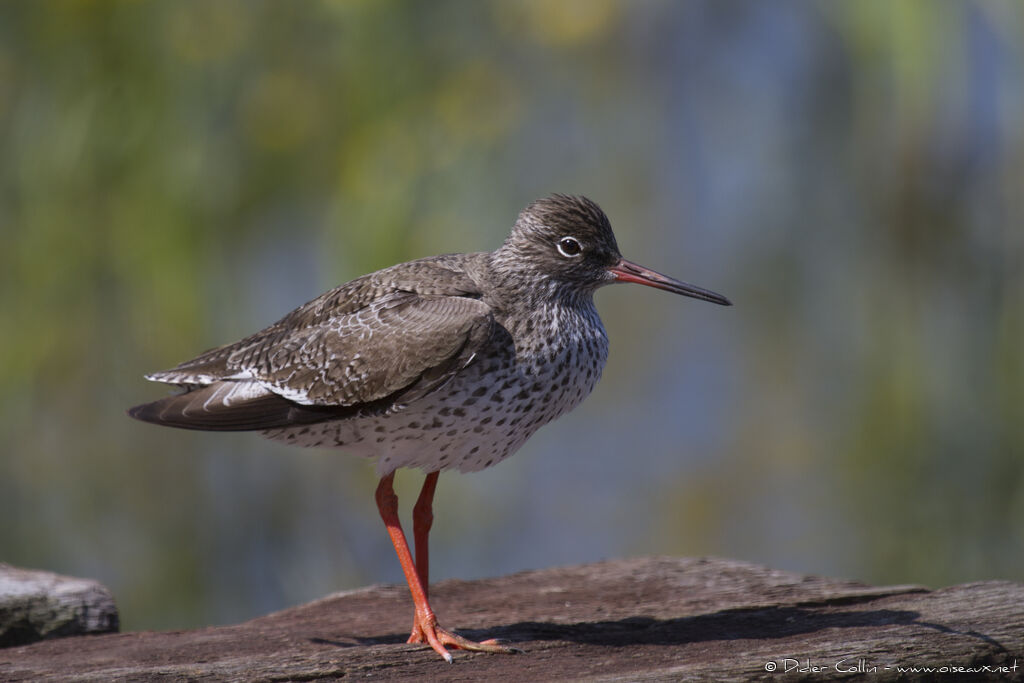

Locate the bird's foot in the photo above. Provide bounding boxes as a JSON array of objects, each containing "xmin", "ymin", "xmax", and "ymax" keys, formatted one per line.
[{"xmin": 409, "ymin": 617, "xmax": 518, "ymax": 662}]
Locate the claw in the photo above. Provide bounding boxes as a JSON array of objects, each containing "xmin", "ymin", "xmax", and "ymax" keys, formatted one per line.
[{"xmin": 409, "ymin": 615, "xmax": 518, "ymax": 660}]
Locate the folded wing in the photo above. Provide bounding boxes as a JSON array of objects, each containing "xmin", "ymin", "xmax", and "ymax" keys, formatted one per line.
[{"xmin": 128, "ymin": 287, "xmax": 503, "ymax": 431}]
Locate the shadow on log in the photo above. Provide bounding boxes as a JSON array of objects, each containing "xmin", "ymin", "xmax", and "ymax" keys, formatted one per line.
[{"xmin": 2, "ymin": 557, "xmax": 1021, "ymax": 681}]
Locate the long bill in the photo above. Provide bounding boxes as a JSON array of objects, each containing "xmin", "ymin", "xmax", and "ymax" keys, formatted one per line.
[{"xmin": 609, "ymin": 258, "xmax": 732, "ymax": 306}]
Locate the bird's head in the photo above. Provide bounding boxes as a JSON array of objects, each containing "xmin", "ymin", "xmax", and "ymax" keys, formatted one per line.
[{"xmin": 494, "ymin": 194, "xmax": 732, "ymax": 306}]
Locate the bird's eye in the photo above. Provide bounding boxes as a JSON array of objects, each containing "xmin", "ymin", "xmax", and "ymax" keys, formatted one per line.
[{"xmin": 557, "ymin": 236, "xmax": 583, "ymax": 258}]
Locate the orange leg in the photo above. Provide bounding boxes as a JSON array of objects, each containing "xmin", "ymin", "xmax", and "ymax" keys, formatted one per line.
[
  {"xmin": 408, "ymin": 471, "xmax": 439, "ymax": 643},
  {"xmin": 413, "ymin": 471, "xmax": 439, "ymax": 593},
  {"xmin": 374, "ymin": 472, "xmax": 514, "ymax": 662}
]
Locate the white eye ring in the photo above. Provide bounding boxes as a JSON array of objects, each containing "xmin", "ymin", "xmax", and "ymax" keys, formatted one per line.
[{"xmin": 557, "ymin": 236, "xmax": 583, "ymax": 258}]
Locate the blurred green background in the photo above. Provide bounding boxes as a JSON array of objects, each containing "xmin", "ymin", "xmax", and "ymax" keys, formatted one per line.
[{"xmin": 2, "ymin": 0, "xmax": 1022, "ymax": 632}]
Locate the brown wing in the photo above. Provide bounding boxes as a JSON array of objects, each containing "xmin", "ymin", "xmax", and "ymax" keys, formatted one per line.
[
  {"xmin": 128, "ymin": 294, "xmax": 502, "ymax": 430},
  {"xmin": 138, "ymin": 254, "xmax": 484, "ymax": 387},
  {"xmin": 232, "ymin": 292, "xmax": 499, "ymax": 406},
  {"xmin": 129, "ymin": 255, "xmax": 508, "ymax": 431}
]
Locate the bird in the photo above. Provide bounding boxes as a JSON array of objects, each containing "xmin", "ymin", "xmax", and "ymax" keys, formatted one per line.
[{"xmin": 128, "ymin": 194, "xmax": 731, "ymax": 662}]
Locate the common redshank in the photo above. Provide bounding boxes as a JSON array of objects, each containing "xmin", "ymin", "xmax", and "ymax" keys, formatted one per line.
[{"xmin": 129, "ymin": 195, "xmax": 731, "ymax": 661}]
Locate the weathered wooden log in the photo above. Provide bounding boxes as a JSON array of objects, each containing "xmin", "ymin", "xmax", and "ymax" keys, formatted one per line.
[{"xmin": 2, "ymin": 557, "xmax": 1021, "ymax": 681}]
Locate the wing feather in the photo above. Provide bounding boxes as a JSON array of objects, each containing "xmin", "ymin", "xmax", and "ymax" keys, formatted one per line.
[
  {"xmin": 233, "ymin": 292, "xmax": 497, "ymax": 406},
  {"xmin": 130, "ymin": 256, "xmax": 506, "ymax": 432},
  {"xmin": 127, "ymin": 382, "xmax": 343, "ymax": 431}
]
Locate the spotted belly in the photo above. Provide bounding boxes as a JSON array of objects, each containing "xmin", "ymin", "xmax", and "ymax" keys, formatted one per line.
[{"xmin": 262, "ymin": 343, "xmax": 604, "ymax": 474}]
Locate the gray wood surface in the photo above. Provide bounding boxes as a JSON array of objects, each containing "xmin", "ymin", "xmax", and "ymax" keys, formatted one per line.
[{"xmin": 2, "ymin": 557, "xmax": 1021, "ymax": 681}]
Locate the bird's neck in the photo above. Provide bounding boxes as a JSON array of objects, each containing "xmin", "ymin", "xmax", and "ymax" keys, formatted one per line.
[{"xmin": 479, "ymin": 250, "xmax": 594, "ymax": 318}]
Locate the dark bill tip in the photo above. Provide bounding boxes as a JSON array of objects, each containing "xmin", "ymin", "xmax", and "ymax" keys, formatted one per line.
[{"xmin": 609, "ymin": 258, "xmax": 732, "ymax": 306}]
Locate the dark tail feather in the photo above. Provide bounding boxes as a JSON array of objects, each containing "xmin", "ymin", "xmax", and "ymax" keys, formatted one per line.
[{"xmin": 127, "ymin": 382, "xmax": 341, "ymax": 432}]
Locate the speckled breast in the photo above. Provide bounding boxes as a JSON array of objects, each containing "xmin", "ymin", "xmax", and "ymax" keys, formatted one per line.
[{"xmin": 263, "ymin": 302, "xmax": 609, "ymax": 475}]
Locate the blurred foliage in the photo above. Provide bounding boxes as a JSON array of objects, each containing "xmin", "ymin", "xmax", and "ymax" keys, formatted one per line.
[{"xmin": 1, "ymin": 0, "xmax": 1022, "ymax": 631}]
